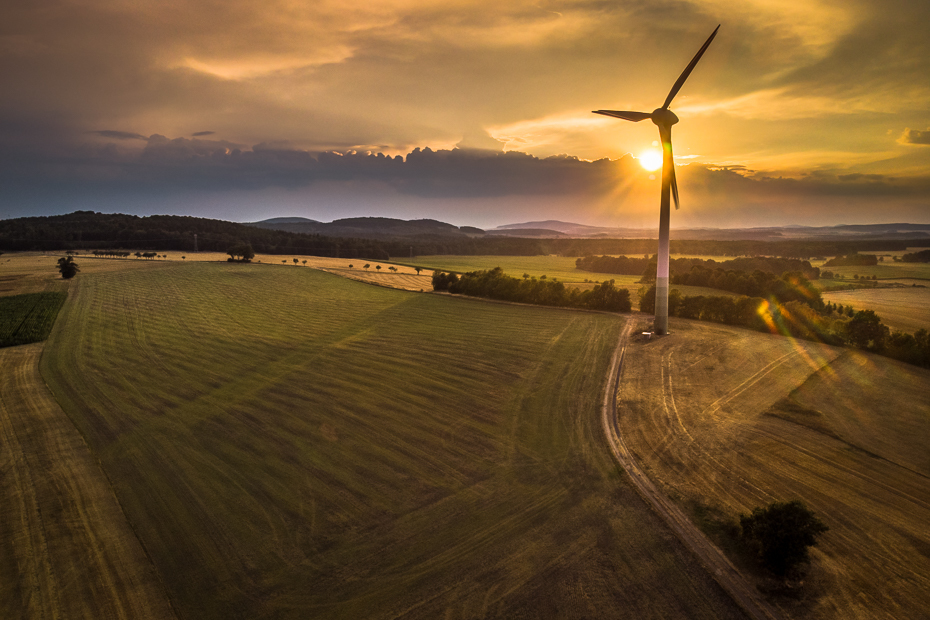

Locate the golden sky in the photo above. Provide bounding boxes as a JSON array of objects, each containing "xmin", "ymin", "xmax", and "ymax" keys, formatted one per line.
[{"xmin": 1, "ymin": 0, "xmax": 928, "ymax": 227}]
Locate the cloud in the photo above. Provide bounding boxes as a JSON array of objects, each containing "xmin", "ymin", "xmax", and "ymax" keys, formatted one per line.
[
  {"xmin": 91, "ymin": 130, "xmax": 147, "ymax": 140},
  {"xmin": 192, "ymin": 131, "xmax": 216, "ymax": 137},
  {"xmin": 899, "ymin": 128, "xmax": 930, "ymax": 146}
]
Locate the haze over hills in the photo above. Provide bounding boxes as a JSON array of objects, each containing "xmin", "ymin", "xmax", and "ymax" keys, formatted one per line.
[
  {"xmin": 248, "ymin": 216, "xmax": 483, "ymax": 238},
  {"xmin": 250, "ymin": 216, "xmax": 930, "ymax": 241}
]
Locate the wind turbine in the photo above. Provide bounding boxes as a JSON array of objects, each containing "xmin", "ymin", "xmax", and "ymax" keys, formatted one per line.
[{"xmin": 593, "ymin": 25, "xmax": 719, "ymax": 335}]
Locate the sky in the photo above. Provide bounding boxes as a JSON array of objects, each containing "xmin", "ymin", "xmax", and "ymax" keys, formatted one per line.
[{"xmin": 1, "ymin": 0, "xmax": 929, "ymax": 229}]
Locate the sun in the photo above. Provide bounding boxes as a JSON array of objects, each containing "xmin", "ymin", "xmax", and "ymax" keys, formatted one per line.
[{"xmin": 638, "ymin": 148, "xmax": 663, "ymax": 171}]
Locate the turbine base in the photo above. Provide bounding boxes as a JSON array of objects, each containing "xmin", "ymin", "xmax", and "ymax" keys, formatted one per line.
[{"xmin": 655, "ymin": 277, "xmax": 669, "ymax": 335}]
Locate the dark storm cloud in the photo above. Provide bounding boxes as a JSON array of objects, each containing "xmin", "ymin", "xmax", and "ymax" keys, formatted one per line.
[
  {"xmin": 90, "ymin": 130, "xmax": 148, "ymax": 140},
  {"xmin": 899, "ymin": 128, "xmax": 930, "ymax": 146},
  {"xmin": 3, "ymin": 132, "xmax": 927, "ymax": 204}
]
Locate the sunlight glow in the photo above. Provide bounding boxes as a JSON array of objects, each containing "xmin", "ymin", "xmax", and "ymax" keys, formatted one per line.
[{"xmin": 638, "ymin": 149, "xmax": 663, "ymax": 171}]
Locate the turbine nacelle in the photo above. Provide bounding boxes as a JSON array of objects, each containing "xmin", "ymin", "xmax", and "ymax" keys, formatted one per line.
[{"xmin": 651, "ymin": 108, "xmax": 679, "ymax": 127}]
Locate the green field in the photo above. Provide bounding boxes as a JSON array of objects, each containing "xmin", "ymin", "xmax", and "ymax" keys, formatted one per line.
[
  {"xmin": 416, "ymin": 254, "xmax": 598, "ymax": 283},
  {"xmin": 0, "ymin": 291, "xmax": 67, "ymax": 347},
  {"xmin": 40, "ymin": 262, "xmax": 742, "ymax": 619}
]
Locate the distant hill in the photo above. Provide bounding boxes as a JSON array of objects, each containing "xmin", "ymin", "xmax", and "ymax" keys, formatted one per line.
[
  {"xmin": 495, "ymin": 221, "xmax": 930, "ymax": 241},
  {"xmin": 249, "ymin": 216, "xmax": 484, "ymax": 239},
  {"xmin": 485, "ymin": 228, "xmax": 566, "ymax": 238},
  {"xmin": 253, "ymin": 217, "xmax": 320, "ymax": 225}
]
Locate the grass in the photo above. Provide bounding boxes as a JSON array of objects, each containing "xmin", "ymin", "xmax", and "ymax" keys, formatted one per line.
[
  {"xmin": 617, "ymin": 319, "xmax": 930, "ymax": 619},
  {"xmin": 0, "ymin": 291, "xmax": 67, "ymax": 347},
  {"xmin": 40, "ymin": 261, "xmax": 743, "ymax": 619}
]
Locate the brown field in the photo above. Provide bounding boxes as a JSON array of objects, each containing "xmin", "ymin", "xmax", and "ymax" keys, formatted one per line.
[
  {"xmin": 617, "ymin": 319, "xmax": 930, "ymax": 619},
  {"xmin": 0, "ymin": 343, "xmax": 175, "ymax": 619}
]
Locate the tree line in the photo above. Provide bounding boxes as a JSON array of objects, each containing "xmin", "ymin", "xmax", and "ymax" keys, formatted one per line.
[
  {"xmin": 671, "ymin": 267, "xmax": 823, "ymax": 306},
  {"xmin": 822, "ymin": 253, "xmax": 878, "ymax": 267},
  {"xmin": 432, "ymin": 267, "xmax": 631, "ymax": 312},
  {"xmin": 2, "ymin": 211, "xmax": 927, "ymax": 260},
  {"xmin": 639, "ymin": 285, "xmax": 930, "ymax": 367},
  {"xmin": 902, "ymin": 249, "xmax": 930, "ymax": 263},
  {"xmin": 577, "ymin": 254, "xmax": 820, "ymax": 280}
]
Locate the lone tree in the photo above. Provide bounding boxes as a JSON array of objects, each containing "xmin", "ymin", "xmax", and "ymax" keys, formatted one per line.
[
  {"xmin": 57, "ymin": 256, "xmax": 80, "ymax": 279},
  {"xmin": 414, "ymin": 266, "xmax": 422, "ymax": 275},
  {"xmin": 740, "ymin": 500, "xmax": 829, "ymax": 577},
  {"xmin": 227, "ymin": 244, "xmax": 255, "ymax": 263},
  {"xmin": 846, "ymin": 309, "xmax": 888, "ymax": 352}
]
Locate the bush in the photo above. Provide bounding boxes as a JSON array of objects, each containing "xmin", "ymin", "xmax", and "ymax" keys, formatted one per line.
[{"xmin": 740, "ymin": 500, "xmax": 829, "ymax": 577}]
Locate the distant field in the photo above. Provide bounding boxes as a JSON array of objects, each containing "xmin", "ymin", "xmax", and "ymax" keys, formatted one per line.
[
  {"xmin": 416, "ymin": 254, "xmax": 593, "ymax": 282},
  {"xmin": 618, "ymin": 320, "xmax": 930, "ymax": 619},
  {"xmin": 823, "ymin": 287, "xmax": 930, "ymax": 332},
  {"xmin": 40, "ymin": 262, "xmax": 742, "ymax": 619},
  {"xmin": 820, "ymin": 262, "xmax": 930, "ymax": 281}
]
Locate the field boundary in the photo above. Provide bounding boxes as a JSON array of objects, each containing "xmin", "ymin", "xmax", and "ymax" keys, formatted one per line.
[{"xmin": 601, "ymin": 325, "xmax": 782, "ymax": 620}]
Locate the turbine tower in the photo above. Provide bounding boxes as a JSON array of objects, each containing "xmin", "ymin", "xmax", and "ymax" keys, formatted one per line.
[{"xmin": 594, "ymin": 25, "xmax": 719, "ymax": 335}]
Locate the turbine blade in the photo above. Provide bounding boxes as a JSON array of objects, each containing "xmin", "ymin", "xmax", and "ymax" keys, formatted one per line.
[
  {"xmin": 662, "ymin": 126, "xmax": 680, "ymax": 210},
  {"xmin": 662, "ymin": 24, "xmax": 720, "ymax": 110},
  {"xmin": 592, "ymin": 110, "xmax": 653, "ymax": 122}
]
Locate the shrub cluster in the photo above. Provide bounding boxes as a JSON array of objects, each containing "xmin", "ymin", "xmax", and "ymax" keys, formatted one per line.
[
  {"xmin": 433, "ymin": 267, "xmax": 631, "ymax": 312},
  {"xmin": 823, "ymin": 253, "xmax": 878, "ymax": 267}
]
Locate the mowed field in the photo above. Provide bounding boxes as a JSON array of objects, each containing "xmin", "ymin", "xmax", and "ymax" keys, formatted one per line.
[
  {"xmin": 37, "ymin": 261, "xmax": 745, "ymax": 619},
  {"xmin": 822, "ymin": 287, "xmax": 930, "ymax": 332},
  {"xmin": 617, "ymin": 320, "xmax": 930, "ymax": 619}
]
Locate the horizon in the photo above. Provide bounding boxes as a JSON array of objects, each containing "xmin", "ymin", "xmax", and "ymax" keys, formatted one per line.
[{"xmin": 2, "ymin": 1, "xmax": 928, "ymax": 228}]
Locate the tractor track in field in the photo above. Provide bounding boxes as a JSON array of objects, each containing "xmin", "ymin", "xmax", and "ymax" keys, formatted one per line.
[
  {"xmin": 0, "ymin": 343, "xmax": 176, "ymax": 619},
  {"xmin": 601, "ymin": 322, "xmax": 782, "ymax": 620}
]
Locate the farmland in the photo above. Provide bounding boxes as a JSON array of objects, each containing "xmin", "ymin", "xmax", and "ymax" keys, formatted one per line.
[
  {"xmin": 822, "ymin": 287, "xmax": 930, "ymax": 332},
  {"xmin": 35, "ymin": 261, "xmax": 744, "ymax": 619},
  {"xmin": 3, "ymin": 248, "xmax": 928, "ymax": 619},
  {"xmin": 616, "ymin": 319, "xmax": 930, "ymax": 619}
]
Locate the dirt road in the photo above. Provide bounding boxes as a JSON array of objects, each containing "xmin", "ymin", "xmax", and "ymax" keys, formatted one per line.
[
  {"xmin": 601, "ymin": 323, "xmax": 781, "ymax": 620},
  {"xmin": 0, "ymin": 343, "xmax": 176, "ymax": 619}
]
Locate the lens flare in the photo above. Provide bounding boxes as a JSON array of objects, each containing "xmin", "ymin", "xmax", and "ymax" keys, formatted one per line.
[{"xmin": 638, "ymin": 149, "xmax": 663, "ymax": 171}]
